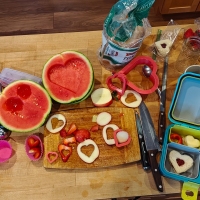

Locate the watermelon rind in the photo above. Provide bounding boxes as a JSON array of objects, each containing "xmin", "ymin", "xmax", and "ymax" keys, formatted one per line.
[
  {"xmin": 0, "ymin": 80, "xmax": 52, "ymax": 132},
  {"xmin": 42, "ymin": 51, "xmax": 94, "ymax": 104}
]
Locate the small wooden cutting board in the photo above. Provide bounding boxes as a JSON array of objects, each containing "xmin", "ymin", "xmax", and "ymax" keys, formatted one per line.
[{"xmin": 43, "ymin": 107, "xmax": 141, "ymax": 169}]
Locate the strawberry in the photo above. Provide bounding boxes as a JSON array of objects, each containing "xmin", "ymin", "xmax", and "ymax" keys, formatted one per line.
[
  {"xmin": 60, "ymin": 129, "xmax": 68, "ymax": 138},
  {"xmin": 90, "ymin": 124, "xmax": 99, "ymax": 132},
  {"xmin": 29, "ymin": 147, "xmax": 41, "ymax": 159},
  {"xmin": 58, "ymin": 144, "xmax": 72, "ymax": 162},
  {"xmin": 27, "ymin": 137, "xmax": 40, "ymax": 148},
  {"xmin": 184, "ymin": 28, "xmax": 195, "ymax": 39},
  {"xmin": 67, "ymin": 123, "xmax": 77, "ymax": 135},
  {"xmin": 74, "ymin": 129, "xmax": 90, "ymax": 143}
]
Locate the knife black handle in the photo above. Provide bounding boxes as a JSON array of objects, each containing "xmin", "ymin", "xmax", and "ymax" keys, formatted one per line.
[
  {"xmin": 148, "ymin": 149, "xmax": 163, "ymax": 192},
  {"xmin": 158, "ymin": 111, "xmax": 166, "ymax": 144},
  {"xmin": 138, "ymin": 134, "xmax": 151, "ymax": 170}
]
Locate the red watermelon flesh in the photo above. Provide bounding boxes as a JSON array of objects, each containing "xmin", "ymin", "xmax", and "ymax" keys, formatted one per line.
[
  {"xmin": 0, "ymin": 80, "xmax": 51, "ymax": 132},
  {"xmin": 42, "ymin": 51, "xmax": 94, "ymax": 104}
]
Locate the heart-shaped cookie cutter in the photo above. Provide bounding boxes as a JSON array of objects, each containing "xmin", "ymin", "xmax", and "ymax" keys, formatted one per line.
[{"xmin": 106, "ymin": 55, "xmax": 159, "ymax": 95}]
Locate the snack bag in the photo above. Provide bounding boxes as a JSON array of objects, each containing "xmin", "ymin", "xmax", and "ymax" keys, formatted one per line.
[{"xmin": 99, "ymin": 0, "xmax": 155, "ymax": 71}]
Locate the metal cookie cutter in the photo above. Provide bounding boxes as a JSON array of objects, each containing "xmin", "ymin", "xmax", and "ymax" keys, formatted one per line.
[{"xmin": 106, "ymin": 55, "xmax": 159, "ymax": 95}]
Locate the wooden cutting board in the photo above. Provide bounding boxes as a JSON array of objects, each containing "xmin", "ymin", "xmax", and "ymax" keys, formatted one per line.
[{"xmin": 43, "ymin": 107, "xmax": 141, "ymax": 169}]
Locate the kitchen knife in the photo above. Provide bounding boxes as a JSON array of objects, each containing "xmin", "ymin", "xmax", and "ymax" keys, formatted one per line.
[
  {"xmin": 139, "ymin": 102, "xmax": 163, "ymax": 192},
  {"xmin": 158, "ymin": 56, "xmax": 168, "ymax": 144},
  {"xmin": 134, "ymin": 110, "xmax": 150, "ymax": 170}
]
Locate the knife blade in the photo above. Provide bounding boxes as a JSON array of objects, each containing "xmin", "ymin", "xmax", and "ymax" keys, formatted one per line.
[
  {"xmin": 134, "ymin": 110, "xmax": 150, "ymax": 170},
  {"xmin": 139, "ymin": 102, "xmax": 163, "ymax": 192},
  {"xmin": 158, "ymin": 56, "xmax": 168, "ymax": 144}
]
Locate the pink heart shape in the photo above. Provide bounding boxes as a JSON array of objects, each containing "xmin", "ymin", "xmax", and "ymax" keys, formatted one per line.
[{"xmin": 46, "ymin": 152, "xmax": 58, "ymax": 164}]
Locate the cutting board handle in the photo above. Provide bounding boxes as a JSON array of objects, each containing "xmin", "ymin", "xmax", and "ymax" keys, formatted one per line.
[{"xmin": 181, "ymin": 182, "xmax": 200, "ymax": 200}]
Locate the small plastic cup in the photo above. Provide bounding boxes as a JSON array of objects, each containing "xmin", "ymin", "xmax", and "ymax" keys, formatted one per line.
[
  {"xmin": 185, "ymin": 65, "xmax": 200, "ymax": 74},
  {"xmin": 25, "ymin": 134, "xmax": 43, "ymax": 161},
  {"xmin": 175, "ymin": 36, "xmax": 200, "ymax": 74},
  {"xmin": 0, "ymin": 140, "xmax": 12, "ymax": 163}
]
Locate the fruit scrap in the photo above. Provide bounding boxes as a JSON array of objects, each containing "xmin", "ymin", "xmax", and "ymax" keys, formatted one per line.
[
  {"xmin": 77, "ymin": 139, "xmax": 99, "ymax": 163},
  {"xmin": 90, "ymin": 124, "xmax": 99, "ymax": 132},
  {"xmin": 74, "ymin": 129, "xmax": 90, "ymax": 143},
  {"xmin": 170, "ymin": 133, "xmax": 182, "ymax": 144},
  {"xmin": 46, "ymin": 114, "xmax": 66, "ymax": 134},
  {"xmin": 46, "ymin": 151, "xmax": 59, "ymax": 164},
  {"xmin": 58, "ymin": 144, "xmax": 72, "ymax": 162},
  {"xmin": 102, "ymin": 124, "xmax": 119, "ymax": 145},
  {"xmin": 120, "ymin": 90, "xmax": 142, "ymax": 108},
  {"xmin": 67, "ymin": 123, "xmax": 77, "ymax": 135},
  {"xmin": 63, "ymin": 137, "xmax": 76, "ymax": 146},
  {"xmin": 96, "ymin": 112, "xmax": 112, "ymax": 126}
]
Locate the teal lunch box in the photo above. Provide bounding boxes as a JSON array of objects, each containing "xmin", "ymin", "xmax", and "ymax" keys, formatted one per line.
[{"xmin": 160, "ymin": 72, "xmax": 200, "ymax": 200}]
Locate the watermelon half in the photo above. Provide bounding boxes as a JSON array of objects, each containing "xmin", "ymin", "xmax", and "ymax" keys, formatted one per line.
[
  {"xmin": 0, "ymin": 80, "xmax": 52, "ymax": 132},
  {"xmin": 42, "ymin": 51, "xmax": 94, "ymax": 104}
]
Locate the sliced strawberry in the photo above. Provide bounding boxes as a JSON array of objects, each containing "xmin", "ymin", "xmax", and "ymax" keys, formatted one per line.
[
  {"xmin": 27, "ymin": 137, "xmax": 40, "ymax": 148},
  {"xmin": 74, "ymin": 129, "xmax": 90, "ymax": 143},
  {"xmin": 58, "ymin": 144, "xmax": 72, "ymax": 162},
  {"xmin": 67, "ymin": 123, "xmax": 77, "ymax": 135},
  {"xmin": 184, "ymin": 28, "xmax": 195, "ymax": 39},
  {"xmin": 29, "ymin": 147, "xmax": 41, "ymax": 159},
  {"xmin": 60, "ymin": 129, "xmax": 68, "ymax": 138},
  {"xmin": 90, "ymin": 124, "xmax": 99, "ymax": 132},
  {"xmin": 63, "ymin": 137, "xmax": 76, "ymax": 146}
]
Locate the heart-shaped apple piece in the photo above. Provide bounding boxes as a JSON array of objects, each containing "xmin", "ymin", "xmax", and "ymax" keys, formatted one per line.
[
  {"xmin": 169, "ymin": 150, "xmax": 194, "ymax": 174},
  {"xmin": 120, "ymin": 89, "xmax": 142, "ymax": 108},
  {"xmin": 77, "ymin": 139, "xmax": 99, "ymax": 163},
  {"xmin": 113, "ymin": 129, "xmax": 131, "ymax": 147},
  {"xmin": 102, "ymin": 124, "xmax": 119, "ymax": 145},
  {"xmin": 184, "ymin": 135, "xmax": 200, "ymax": 148},
  {"xmin": 46, "ymin": 114, "xmax": 66, "ymax": 133},
  {"xmin": 46, "ymin": 151, "xmax": 59, "ymax": 164}
]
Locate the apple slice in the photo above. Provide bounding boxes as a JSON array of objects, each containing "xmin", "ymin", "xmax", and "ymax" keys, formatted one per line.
[
  {"xmin": 96, "ymin": 112, "xmax": 112, "ymax": 126},
  {"xmin": 91, "ymin": 88, "xmax": 112, "ymax": 107}
]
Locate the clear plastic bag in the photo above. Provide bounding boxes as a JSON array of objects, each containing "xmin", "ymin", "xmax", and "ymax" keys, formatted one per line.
[{"xmin": 151, "ymin": 19, "xmax": 181, "ymax": 58}]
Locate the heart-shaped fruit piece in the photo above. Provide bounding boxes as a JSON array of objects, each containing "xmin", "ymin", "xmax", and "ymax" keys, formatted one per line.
[
  {"xmin": 169, "ymin": 150, "xmax": 194, "ymax": 174},
  {"xmin": 58, "ymin": 144, "xmax": 72, "ymax": 162},
  {"xmin": 155, "ymin": 39, "xmax": 172, "ymax": 57},
  {"xmin": 184, "ymin": 135, "xmax": 200, "ymax": 148},
  {"xmin": 46, "ymin": 114, "xmax": 66, "ymax": 133},
  {"xmin": 77, "ymin": 139, "xmax": 99, "ymax": 163},
  {"xmin": 46, "ymin": 152, "xmax": 59, "ymax": 164},
  {"xmin": 27, "ymin": 137, "xmax": 40, "ymax": 148},
  {"xmin": 113, "ymin": 129, "xmax": 131, "ymax": 147}
]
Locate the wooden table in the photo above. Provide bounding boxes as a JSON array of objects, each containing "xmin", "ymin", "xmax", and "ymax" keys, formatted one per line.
[{"xmin": 0, "ymin": 24, "xmax": 198, "ymax": 200}]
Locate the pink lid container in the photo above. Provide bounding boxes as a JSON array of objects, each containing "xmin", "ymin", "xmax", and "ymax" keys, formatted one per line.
[{"xmin": 0, "ymin": 140, "xmax": 12, "ymax": 163}]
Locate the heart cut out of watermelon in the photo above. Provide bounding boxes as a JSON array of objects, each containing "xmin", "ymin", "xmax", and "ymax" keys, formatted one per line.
[{"xmin": 42, "ymin": 51, "xmax": 94, "ymax": 104}]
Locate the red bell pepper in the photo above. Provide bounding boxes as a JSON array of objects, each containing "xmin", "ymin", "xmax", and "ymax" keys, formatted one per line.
[{"xmin": 170, "ymin": 133, "xmax": 183, "ymax": 144}]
